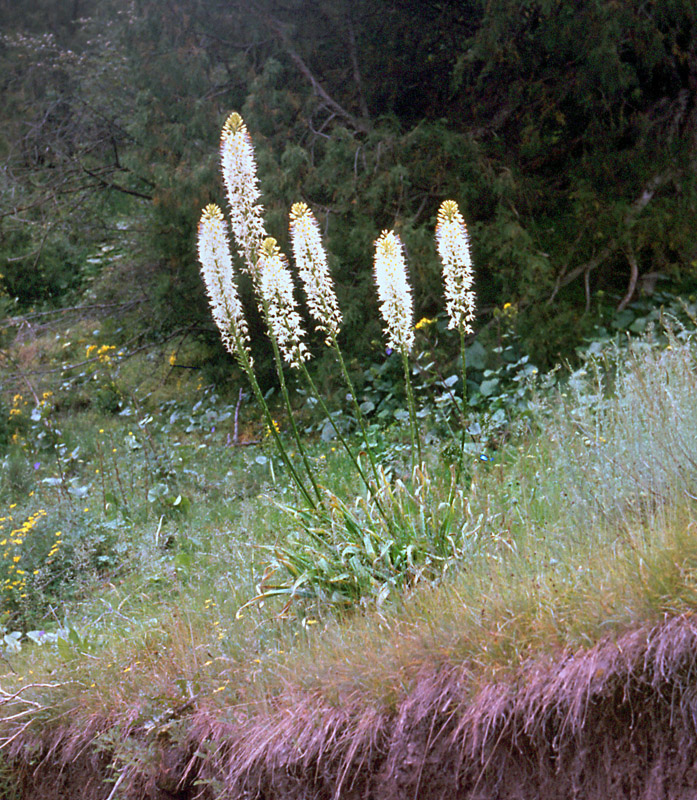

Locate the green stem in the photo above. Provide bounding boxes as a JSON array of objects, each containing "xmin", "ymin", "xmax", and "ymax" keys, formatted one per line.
[
  {"xmin": 401, "ymin": 347, "xmax": 422, "ymax": 470},
  {"xmin": 299, "ymin": 362, "xmax": 391, "ymax": 522},
  {"xmin": 235, "ymin": 340, "xmax": 316, "ymax": 508},
  {"xmin": 330, "ymin": 334, "xmax": 383, "ymax": 486},
  {"xmin": 456, "ymin": 326, "xmax": 468, "ymax": 482},
  {"xmin": 269, "ymin": 338, "xmax": 323, "ymax": 502}
]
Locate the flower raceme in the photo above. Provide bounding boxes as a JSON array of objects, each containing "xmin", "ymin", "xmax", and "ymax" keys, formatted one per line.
[
  {"xmin": 220, "ymin": 112, "xmax": 267, "ymax": 281},
  {"xmin": 435, "ymin": 200, "xmax": 476, "ymax": 334},
  {"xmin": 289, "ymin": 202, "xmax": 342, "ymax": 343},
  {"xmin": 197, "ymin": 204, "xmax": 252, "ymax": 365},
  {"xmin": 373, "ymin": 230, "xmax": 415, "ymax": 353},
  {"xmin": 258, "ymin": 237, "xmax": 310, "ymax": 369},
  {"xmin": 205, "ymin": 114, "xmax": 478, "ymax": 377}
]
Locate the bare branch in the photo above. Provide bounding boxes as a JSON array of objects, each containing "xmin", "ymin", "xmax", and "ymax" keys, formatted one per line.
[
  {"xmin": 548, "ymin": 172, "xmax": 670, "ymax": 303},
  {"xmin": 250, "ymin": 3, "xmax": 370, "ymax": 134},
  {"xmin": 78, "ymin": 163, "xmax": 153, "ymax": 200},
  {"xmin": 617, "ymin": 243, "xmax": 639, "ymax": 311},
  {"xmin": 1, "ymin": 300, "xmax": 144, "ymax": 327},
  {"xmin": 346, "ymin": 8, "xmax": 370, "ymax": 122}
]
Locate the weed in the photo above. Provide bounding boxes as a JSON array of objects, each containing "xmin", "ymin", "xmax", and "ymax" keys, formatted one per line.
[{"xmin": 198, "ymin": 113, "xmax": 484, "ymax": 608}]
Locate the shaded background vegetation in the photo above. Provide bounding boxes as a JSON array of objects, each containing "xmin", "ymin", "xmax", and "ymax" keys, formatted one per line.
[
  {"xmin": 3, "ymin": 5, "xmax": 697, "ymax": 793},
  {"xmin": 1, "ymin": 0, "xmax": 696, "ymax": 368}
]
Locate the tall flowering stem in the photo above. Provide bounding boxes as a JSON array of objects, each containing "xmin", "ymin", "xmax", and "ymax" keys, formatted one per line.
[
  {"xmin": 436, "ymin": 200, "xmax": 475, "ymax": 335},
  {"xmin": 373, "ymin": 230, "xmax": 422, "ymax": 468},
  {"xmin": 219, "ymin": 112, "xmax": 318, "ymax": 497},
  {"xmin": 289, "ymin": 203, "xmax": 407, "ymax": 529},
  {"xmin": 373, "ymin": 230, "xmax": 415, "ymax": 353},
  {"xmin": 257, "ymin": 237, "xmax": 322, "ymax": 502},
  {"xmin": 289, "ymin": 202, "xmax": 383, "ymax": 487},
  {"xmin": 220, "ymin": 112, "xmax": 268, "ymax": 283},
  {"xmin": 197, "ymin": 206, "xmax": 315, "ymax": 508},
  {"xmin": 436, "ymin": 200, "xmax": 476, "ymax": 477}
]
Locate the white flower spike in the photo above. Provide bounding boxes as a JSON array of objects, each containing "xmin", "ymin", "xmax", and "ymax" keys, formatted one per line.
[
  {"xmin": 435, "ymin": 200, "xmax": 475, "ymax": 334},
  {"xmin": 197, "ymin": 204, "xmax": 252, "ymax": 364},
  {"xmin": 289, "ymin": 202, "xmax": 342, "ymax": 343},
  {"xmin": 258, "ymin": 237, "xmax": 310, "ymax": 368},
  {"xmin": 373, "ymin": 230, "xmax": 414, "ymax": 353},
  {"xmin": 220, "ymin": 112, "xmax": 268, "ymax": 281}
]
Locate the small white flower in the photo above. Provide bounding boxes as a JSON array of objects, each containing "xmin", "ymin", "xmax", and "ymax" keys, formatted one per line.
[
  {"xmin": 435, "ymin": 200, "xmax": 475, "ymax": 334},
  {"xmin": 289, "ymin": 202, "xmax": 342, "ymax": 343},
  {"xmin": 220, "ymin": 112, "xmax": 268, "ymax": 281},
  {"xmin": 258, "ymin": 237, "xmax": 309, "ymax": 368},
  {"xmin": 197, "ymin": 204, "xmax": 252, "ymax": 365},
  {"xmin": 373, "ymin": 230, "xmax": 414, "ymax": 352}
]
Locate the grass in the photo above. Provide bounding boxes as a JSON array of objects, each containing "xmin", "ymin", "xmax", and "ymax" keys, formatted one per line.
[{"xmin": 2, "ymin": 309, "xmax": 697, "ymax": 794}]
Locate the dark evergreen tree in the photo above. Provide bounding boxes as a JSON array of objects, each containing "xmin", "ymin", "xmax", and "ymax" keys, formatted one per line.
[{"xmin": 1, "ymin": 0, "xmax": 695, "ymax": 365}]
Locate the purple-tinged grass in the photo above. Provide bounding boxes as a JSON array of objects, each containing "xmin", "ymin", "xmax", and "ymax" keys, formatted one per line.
[{"xmin": 4, "ymin": 332, "xmax": 697, "ymax": 796}]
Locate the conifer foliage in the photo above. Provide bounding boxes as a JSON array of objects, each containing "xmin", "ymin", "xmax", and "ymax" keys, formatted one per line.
[{"xmin": 1, "ymin": 0, "xmax": 695, "ymax": 363}]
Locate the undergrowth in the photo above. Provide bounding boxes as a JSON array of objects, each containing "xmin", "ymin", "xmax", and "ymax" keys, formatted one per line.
[
  {"xmin": 1, "ymin": 251, "xmax": 697, "ymax": 796},
  {"xmin": 0, "ymin": 316, "xmax": 695, "ymax": 729}
]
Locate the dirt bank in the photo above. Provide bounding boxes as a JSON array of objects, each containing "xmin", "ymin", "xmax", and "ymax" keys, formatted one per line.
[{"xmin": 10, "ymin": 613, "xmax": 697, "ymax": 799}]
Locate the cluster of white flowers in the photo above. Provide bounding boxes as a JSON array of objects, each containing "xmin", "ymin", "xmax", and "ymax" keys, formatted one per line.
[
  {"xmin": 258, "ymin": 237, "xmax": 310, "ymax": 368},
  {"xmin": 202, "ymin": 111, "xmax": 477, "ymax": 379},
  {"xmin": 435, "ymin": 200, "xmax": 476, "ymax": 334},
  {"xmin": 289, "ymin": 202, "xmax": 342, "ymax": 343},
  {"xmin": 220, "ymin": 112, "xmax": 268, "ymax": 281},
  {"xmin": 373, "ymin": 230, "xmax": 414, "ymax": 353},
  {"xmin": 197, "ymin": 204, "xmax": 252, "ymax": 364}
]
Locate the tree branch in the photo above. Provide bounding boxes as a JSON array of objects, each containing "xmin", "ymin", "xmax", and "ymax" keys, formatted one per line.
[
  {"xmin": 547, "ymin": 172, "xmax": 670, "ymax": 303},
  {"xmin": 78, "ymin": 163, "xmax": 153, "ymax": 200},
  {"xmin": 250, "ymin": 3, "xmax": 370, "ymax": 134},
  {"xmin": 617, "ymin": 243, "xmax": 639, "ymax": 311},
  {"xmin": 346, "ymin": 8, "xmax": 370, "ymax": 122}
]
